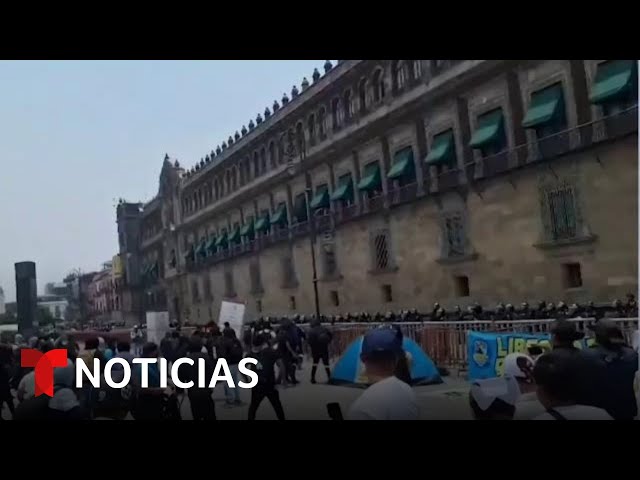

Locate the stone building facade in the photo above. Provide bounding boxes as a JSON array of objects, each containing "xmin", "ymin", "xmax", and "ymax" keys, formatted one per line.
[{"xmin": 116, "ymin": 60, "xmax": 638, "ymax": 325}]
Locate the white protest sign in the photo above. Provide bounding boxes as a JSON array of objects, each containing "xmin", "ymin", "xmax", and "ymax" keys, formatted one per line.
[
  {"xmin": 146, "ymin": 311, "xmax": 170, "ymax": 345},
  {"xmin": 218, "ymin": 301, "xmax": 245, "ymax": 340}
]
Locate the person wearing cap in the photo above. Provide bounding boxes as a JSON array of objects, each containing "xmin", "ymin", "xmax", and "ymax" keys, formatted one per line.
[
  {"xmin": 14, "ymin": 365, "xmax": 88, "ymax": 421},
  {"xmin": 532, "ymin": 350, "xmax": 612, "ymax": 420},
  {"xmin": 469, "ymin": 377, "xmax": 518, "ymax": 420},
  {"xmin": 347, "ymin": 327, "xmax": 419, "ymax": 420},
  {"xmin": 503, "ymin": 353, "xmax": 546, "ymax": 420},
  {"xmin": 584, "ymin": 319, "xmax": 638, "ymax": 420}
]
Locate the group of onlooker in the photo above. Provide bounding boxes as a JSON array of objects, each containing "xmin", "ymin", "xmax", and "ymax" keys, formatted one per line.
[{"xmin": 469, "ymin": 318, "xmax": 638, "ymax": 420}]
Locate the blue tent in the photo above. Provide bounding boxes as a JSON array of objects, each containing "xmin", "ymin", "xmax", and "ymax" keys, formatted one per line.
[{"xmin": 330, "ymin": 336, "xmax": 442, "ymax": 387}]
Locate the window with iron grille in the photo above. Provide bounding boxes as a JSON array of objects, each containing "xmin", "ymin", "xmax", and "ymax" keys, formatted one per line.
[
  {"xmin": 224, "ymin": 270, "xmax": 235, "ymax": 297},
  {"xmin": 203, "ymin": 274, "xmax": 212, "ymax": 300},
  {"xmin": 249, "ymin": 261, "xmax": 263, "ymax": 294},
  {"xmin": 539, "ymin": 179, "xmax": 583, "ymax": 243},
  {"xmin": 547, "ymin": 187, "xmax": 577, "ymax": 241},
  {"xmin": 191, "ymin": 279, "xmax": 200, "ymax": 302},
  {"xmin": 281, "ymin": 256, "xmax": 298, "ymax": 288},
  {"xmin": 443, "ymin": 214, "xmax": 466, "ymax": 257},
  {"xmin": 563, "ymin": 263, "xmax": 583, "ymax": 289},
  {"xmin": 330, "ymin": 290, "xmax": 340, "ymax": 307},
  {"xmin": 371, "ymin": 230, "xmax": 393, "ymax": 271},
  {"xmin": 322, "ymin": 242, "xmax": 338, "ymax": 278},
  {"xmin": 381, "ymin": 284, "xmax": 393, "ymax": 303},
  {"xmin": 293, "ymin": 193, "xmax": 308, "ymax": 223}
]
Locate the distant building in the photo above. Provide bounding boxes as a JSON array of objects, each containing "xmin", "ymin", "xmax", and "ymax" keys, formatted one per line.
[
  {"xmin": 0, "ymin": 286, "xmax": 5, "ymax": 315},
  {"xmin": 45, "ymin": 282, "xmax": 70, "ymax": 297},
  {"xmin": 37, "ymin": 295, "xmax": 69, "ymax": 320},
  {"xmin": 119, "ymin": 60, "xmax": 638, "ymax": 323},
  {"xmin": 87, "ymin": 256, "xmax": 136, "ymax": 326}
]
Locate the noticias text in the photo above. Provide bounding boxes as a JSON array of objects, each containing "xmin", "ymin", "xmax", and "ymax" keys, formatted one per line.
[{"xmin": 74, "ymin": 357, "xmax": 259, "ymax": 389}]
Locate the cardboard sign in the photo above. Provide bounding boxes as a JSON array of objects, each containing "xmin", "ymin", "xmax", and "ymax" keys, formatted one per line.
[
  {"xmin": 146, "ymin": 311, "xmax": 170, "ymax": 345},
  {"xmin": 218, "ymin": 301, "xmax": 245, "ymax": 340}
]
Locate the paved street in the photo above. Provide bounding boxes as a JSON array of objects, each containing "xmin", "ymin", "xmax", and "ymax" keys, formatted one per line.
[
  {"xmin": 176, "ymin": 362, "xmax": 473, "ymax": 420},
  {"xmin": 1, "ymin": 361, "xmax": 474, "ymax": 420}
]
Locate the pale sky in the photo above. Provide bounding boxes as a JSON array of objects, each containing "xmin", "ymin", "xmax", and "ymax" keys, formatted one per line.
[{"xmin": 0, "ymin": 60, "xmax": 328, "ymax": 302}]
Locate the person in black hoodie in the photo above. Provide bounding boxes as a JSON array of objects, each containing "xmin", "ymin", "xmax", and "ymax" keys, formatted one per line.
[
  {"xmin": 550, "ymin": 319, "xmax": 607, "ymax": 410},
  {"xmin": 247, "ymin": 333, "xmax": 285, "ymax": 420},
  {"xmin": 14, "ymin": 365, "xmax": 88, "ymax": 421},
  {"xmin": 181, "ymin": 337, "xmax": 216, "ymax": 420},
  {"xmin": 584, "ymin": 319, "xmax": 638, "ymax": 420},
  {"xmin": 0, "ymin": 344, "xmax": 15, "ymax": 419},
  {"xmin": 220, "ymin": 328, "xmax": 244, "ymax": 406},
  {"xmin": 307, "ymin": 319, "xmax": 333, "ymax": 384}
]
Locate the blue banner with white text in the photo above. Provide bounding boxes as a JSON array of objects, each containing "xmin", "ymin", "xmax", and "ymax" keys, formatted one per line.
[{"xmin": 467, "ymin": 331, "xmax": 596, "ymax": 381}]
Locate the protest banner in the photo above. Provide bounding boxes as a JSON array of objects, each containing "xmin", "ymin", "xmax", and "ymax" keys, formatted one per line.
[
  {"xmin": 218, "ymin": 301, "xmax": 246, "ymax": 340},
  {"xmin": 146, "ymin": 311, "xmax": 170, "ymax": 345},
  {"xmin": 467, "ymin": 330, "xmax": 596, "ymax": 381}
]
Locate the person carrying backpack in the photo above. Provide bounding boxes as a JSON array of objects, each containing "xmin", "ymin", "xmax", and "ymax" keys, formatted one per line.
[
  {"xmin": 220, "ymin": 329, "xmax": 244, "ymax": 406},
  {"xmin": 307, "ymin": 319, "xmax": 333, "ymax": 384}
]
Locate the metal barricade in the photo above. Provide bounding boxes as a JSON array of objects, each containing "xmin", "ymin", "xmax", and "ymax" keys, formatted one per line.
[{"xmin": 325, "ymin": 318, "xmax": 639, "ymax": 372}]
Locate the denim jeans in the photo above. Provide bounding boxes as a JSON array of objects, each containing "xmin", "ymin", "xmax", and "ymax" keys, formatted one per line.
[{"xmin": 224, "ymin": 363, "xmax": 241, "ymax": 403}]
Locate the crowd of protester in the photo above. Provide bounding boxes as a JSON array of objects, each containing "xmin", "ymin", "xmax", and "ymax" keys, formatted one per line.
[
  {"xmin": 0, "ymin": 299, "xmax": 637, "ymax": 421},
  {"xmin": 469, "ymin": 318, "xmax": 639, "ymax": 420},
  {"xmin": 0, "ymin": 317, "xmax": 335, "ymax": 421}
]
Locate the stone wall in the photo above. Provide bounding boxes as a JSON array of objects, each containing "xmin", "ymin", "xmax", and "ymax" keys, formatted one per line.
[{"xmin": 173, "ymin": 135, "xmax": 637, "ymax": 323}]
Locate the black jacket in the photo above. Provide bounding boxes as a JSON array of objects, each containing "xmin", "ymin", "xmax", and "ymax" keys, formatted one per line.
[
  {"xmin": 584, "ymin": 345, "xmax": 638, "ymax": 420},
  {"xmin": 220, "ymin": 337, "xmax": 244, "ymax": 365}
]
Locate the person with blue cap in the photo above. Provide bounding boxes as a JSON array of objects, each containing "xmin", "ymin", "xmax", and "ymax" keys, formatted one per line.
[{"xmin": 347, "ymin": 326, "xmax": 419, "ymax": 420}]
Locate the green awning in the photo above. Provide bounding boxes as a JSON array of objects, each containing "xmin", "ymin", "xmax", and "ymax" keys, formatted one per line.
[
  {"xmin": 205, "ymin": 237, "xmax": 217, "ymax": 253},
  {"xmin": 228, "ymin": 227, "xmax": 240, "ymax": 243},
  {"xmin": 270, "ymin": 206, "xmax": 288, "ymax": 226},
  {"xmin": 183, "ymin": 245, "xmax": 195, "ymax": 260},
  {"xmin": 255, "ymin": 215, "xmax": 270, "ymax": 232},
  {"xmin": 240, "ymin": 220, "xmax": 254, "ymax": 237},
  {"xmin": 309, "ymin": 186, "xmax": 330, "ymax": 210},
  {"xmin": 195, "ymin": 241, "xmax": 207, "ymax": 257},
  {"xmin": 215, "ymin": 233, "xmax": 228, "ymax": 248},
  {"xmin": 387, "ymin": 149, "xmax": 414, "ymax": 179},
  {"xmin": 425, "ymin": 131, "xmax": 455, "ymax": 166},
  {"xmin": 522, "ymin": 84, "xmax": 564, "ymax": 128},
  {"xmin": 469, "ymin": 109, "xmax": 504, "ymax": 148},
  {"xmin": 589, "ymin": 60, "xmax": 636, "ymax": 105},
  {"xmin": 330, "ymin": 179, "xmax": 353, "ymax": 201},
  {"xmin": 357, "ymin": 163, "xmax": 381, "ymax": 191},
  {"xmin": 141, "ymin": 264, "xmax": 150, "ymax": 277},
  {"xmin": 149, "ymin": 262, "xmax": 159, "ymax": 276}
]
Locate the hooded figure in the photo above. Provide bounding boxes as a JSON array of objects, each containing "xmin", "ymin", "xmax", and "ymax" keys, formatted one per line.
[{"xmin": 14, "ymin": 366, "xmax": 87, "ymax": 421}]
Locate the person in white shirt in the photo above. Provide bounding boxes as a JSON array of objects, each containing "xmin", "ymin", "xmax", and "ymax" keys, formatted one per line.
[
  {"xmin": 469, "ymin": 376, "xmax": 519, "ymax": 420},
  {"xmin": 532, "ymin": 350, "xmax": 612, "ymax": 420},
  {"xmin": 503, "ymin": 352, "xmax": 546, "ymax": 420},
  {"xmin": 347, "ymin": 327, "xmax": 419, "ymax": 420}
]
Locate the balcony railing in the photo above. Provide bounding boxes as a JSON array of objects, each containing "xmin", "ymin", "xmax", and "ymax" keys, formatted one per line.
[
  {"xmin": 362, "ymin": 193, "xmax": 384, "ymax": 214},
  {"xmin": 437, "ymin": 168, "xmax": 460, "ymax": 190},
  {"xmin": 292, "ymin": 221, "xmax": 310, "ymax": 238},
  {"xmin": 335, "ymin": 203, "xmax": 358, "ymax": 224},
  {"xmin": 387, "ymin": 182, "xmax": 419, "ymax": 206},
  {"xmin": 182, "ymin": 106, "xmax": 637, "ymax": 273},
  {"xmin": 468, "ymin": 105, "xmax": 638, "ymax": 179},
  {"xmin": 314, "ymin": 212, "xmax": 332, "ymax": 233}
]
